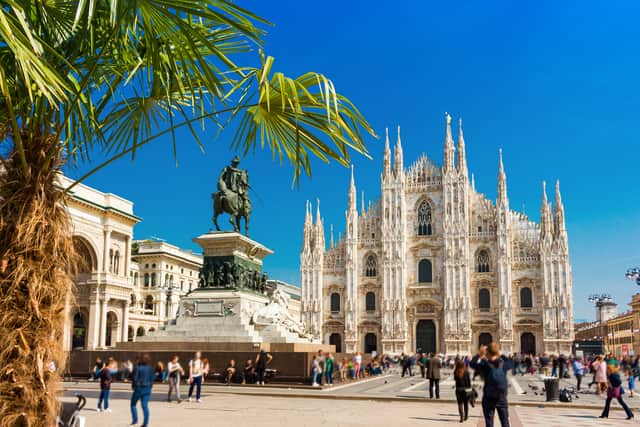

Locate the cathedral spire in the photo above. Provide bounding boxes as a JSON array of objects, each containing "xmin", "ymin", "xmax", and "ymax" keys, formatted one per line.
[
  {"xmin": 383, "ymin": 127, "xmax": 391, "ymax": 178},
  {"xmin": 314, "ymin": 198, "xmax": 325, "ymax": 250},
  {"xmin": 394, "ymin": 125, "xmax": 403, "ymax": 176},
  {"xmin": 348, "ymin": 165, "xmax": 356, "ymax": 213},
  {"xmin": 443, "ymin": 113, "xmax": 455, "ymax": 173},
  {"xmin": 471, "ymin": 173, "xmax": 476, "ymax": 192},
  {"xmin": 554, "ymin": 180, "xmax": 567, "ymax": 239},
  {"xmin": 456, "ymin": 117, "xmax": 468, "ymax": 176},
  {"xmin": 540, "ymin": 181, "xmax": 553, "ymax": 239},
  {"xmin": 361, "ymin": 191, "xmax": 365, "ymax": 216},
  {"xmin": 303, "ymin": 200, "xmax": 313, "ymax": 250},
  {"xmin": 329, "ymin": 224, "xmax": 334, "ymax": 249},
  {"xmin": 497, "ymin": 149, "xmax": 508, "ymax": 205}
]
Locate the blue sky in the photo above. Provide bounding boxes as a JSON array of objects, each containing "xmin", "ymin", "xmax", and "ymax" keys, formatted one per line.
[{"xmin": 66, "ymin": 0, "xmax": 640, "ymax": 321}]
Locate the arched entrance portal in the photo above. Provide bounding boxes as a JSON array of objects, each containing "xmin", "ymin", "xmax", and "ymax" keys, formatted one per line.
[
  {"xmin": 105, "ymin": 311, "xmax": 118, "ymax": 347},
  {"xmin": 329, "ymin": 333, "xmax": 342, "ymax": 353},
  {"xmin": 71, "ymin": 312, "xmax": 86, "ymax": 350},
  {"xmin": 364, "ymin": 333, "xmax": 377, "ymax": 353},
  {"xmin": 478, "ymin": 332, "xmax": 493, "ymax": 348},
  {"xmin": 521, "ymin": 332, "xmax": 536, "ymax": 355},
  {"xmin": 416, "ymin": 320, "xmax": 436, "ymax": 354}
]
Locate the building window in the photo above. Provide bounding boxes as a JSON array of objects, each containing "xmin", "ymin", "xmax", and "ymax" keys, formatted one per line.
[
  {"xmin": 365, "ymin": 255, "xmax": 377, "ymax": 277},
  {"xmin": 478, "ymin": 288, "xmax": 491, "ymax": 309},
  {"xmin": 144, "ymin": 295, "xmax": 154, "ymax": 313},
  {"xmin": 418, "ymin": 259, "xmax": 433, "ymax": 283},
  {"xmin": 520, "ymin": 287, "xmax": 533, "ymax": 308},
  {"xmin": 113, "ymin": 251, "xmax": 120, "ymax": 274},
  {"xmin": 151, "ymin": 273, "xmax": 157, "ymax": 287},
  {"xmin": 476, "ymin": 250, "xmax": 490, "ymax": 273},
  {"xmin": 417, "ymin": 200, "xmax": 433, "ymax": 235},
  {"xmin": 144, "ymin": 273, "xmax": 150, "ymax": 287},
  {"xmin": 330, "ymin": 293, "xmax": 340, "ymax": 312},
  {"xmin": 365, "ymin": 292, "xmax": 376, "ymax": 311}
]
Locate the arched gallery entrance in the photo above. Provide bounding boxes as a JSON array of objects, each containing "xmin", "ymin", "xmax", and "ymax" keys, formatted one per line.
[
  {"xmin": 71, "ymin": 312, "xmax": 86, "ymax": 350},
  {"xmin": 416, "ymin": 320, "xmax": 436, "ymax": 354},
  {"xmin": 364, "ymin": 333, "xmax": 377, "ymax": 353}
]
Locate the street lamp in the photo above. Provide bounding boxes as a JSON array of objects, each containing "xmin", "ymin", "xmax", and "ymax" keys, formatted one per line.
[{"xmin": 626, "ymin": 267, "xmax": 640, "ymax": 286}]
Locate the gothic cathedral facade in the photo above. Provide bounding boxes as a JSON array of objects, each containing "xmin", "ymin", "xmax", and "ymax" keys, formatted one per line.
[{"xmin": 300, "ymin": 115, "xmax": 573, "ymax": 356}]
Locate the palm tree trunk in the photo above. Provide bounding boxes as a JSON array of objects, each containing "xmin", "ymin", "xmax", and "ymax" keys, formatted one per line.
[{"xmin": 0, "ymin": 140, "xmax": 74, "ymax": 427}]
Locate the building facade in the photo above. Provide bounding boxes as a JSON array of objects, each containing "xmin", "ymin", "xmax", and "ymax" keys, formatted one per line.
[
  {"xmin": 62, "ymin": 175, "xmax": 140, "ymax": 351},
  {"xmin": 128, "ymin": 240, "xmax": 203, "ymax": 339},
  {"xmin": 301, "ymin": 115, "xmax": 574, "ymax": 355},
  {"xmin": 606, "ymin": 311, "xmax": 634, "ymax": 358}
]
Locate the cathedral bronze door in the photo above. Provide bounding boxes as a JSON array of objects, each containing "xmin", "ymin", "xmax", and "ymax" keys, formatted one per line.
[
  {"xmin": 521, "ymin": 332, "xmax": 536, "ymax": 355},
  {"xmin": 478, "ymin": 332, "xmax": 493, "ymax": 349},
  {"xmin": 416, "ymin": 320, "xmax": 436, "ymax": 354}
]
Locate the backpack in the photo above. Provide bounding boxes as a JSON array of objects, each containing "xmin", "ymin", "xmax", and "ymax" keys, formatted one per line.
[
  {"xmin": 486, "ymin": 360, "xmax": 508, "ymax": 399},
  {"xmin": 559, "ymin": 388, "xmax": 572, "ymax": 402}
]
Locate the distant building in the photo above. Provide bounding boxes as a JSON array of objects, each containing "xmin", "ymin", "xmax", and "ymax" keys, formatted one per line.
[
  {"xmin": 606, "ymin": 311, "xmax": 634, "ymax": 358},
  {"xmin": 129, "ymin": 239, "xmax": 203, "ymax": 339},
  {"xmin": 595, "ymin": 296, "xmax": 617, "ymax": 323},
  {"xmin": 301, "ymin": 116, "xmax": 574, "ymax": 355}
]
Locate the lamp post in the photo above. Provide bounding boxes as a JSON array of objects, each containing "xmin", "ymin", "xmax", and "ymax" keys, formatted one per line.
[{"xmin": 626, "ymin": 268, "xmax": 640, "ymax": 286}]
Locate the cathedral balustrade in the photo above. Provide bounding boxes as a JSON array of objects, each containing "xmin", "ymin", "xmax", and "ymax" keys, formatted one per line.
[
  {"xmin": 472, "ymin": 307, "xmax": 498, "ymax": 317},
  {"xmin": 512, "ymin": 255, "xmax": 540, "ymax": 264},
  {"xmin": 469, "ymin": 230, "xmax": 495, "ymax": 240}
]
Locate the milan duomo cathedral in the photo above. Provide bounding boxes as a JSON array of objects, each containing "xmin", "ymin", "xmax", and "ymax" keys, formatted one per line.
[{"xmin": 300, "ymin": 114, "xmax": 574, "ymax": 356}]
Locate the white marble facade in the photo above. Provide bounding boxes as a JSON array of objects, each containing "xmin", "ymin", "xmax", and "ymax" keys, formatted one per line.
[{"xmin": 300, "ymin": 115, "xmax": 573, "ymax": 356}]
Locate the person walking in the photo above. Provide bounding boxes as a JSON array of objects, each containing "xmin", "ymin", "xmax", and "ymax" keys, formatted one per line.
[
  {"xmin": 471, "ymin": 343, "xmax": 512, "ymax": 427},
  {"xmin": 629, "ymin": 355, "xmax": 639, "ymax": 397},
  {"xmin": 401, "ymin": 353, "xmax": 411, "ymax": 378},
  {"xmin": 324, "ymin": 352, "xmax": 335, "ymax": 386},
  {"xmin": 130, "ymin": 353, "xmax": 155, "ymax": 427},
  {"xmin": 255, "ymin": 349, "xmax": 272, "ymax": 385},
  {"xmin": 97, "ymin": 361, "xmax": 112, "ymax": 413},
  {"xmin": 426, "ymin": 353, "xmax": 441, "ymax": 399},
  {"xmin": 311, "ymin": 355, "xmax": 321, "ymax": 387},
  {"xmin": 167, "ymin": 354, "xmax": 184, "ymax": 403},
  {"xmin": 188, "ymin": 351, "xmax": 204, "ymax": 402},
  {"xmin": 454, "ymin": 360, "xmax": 472, "ymax": 422},
  {"xmin": 571, "ymin": 357, "xmax": 584, "ymax": 391},
  {"xmin": 418, "ymin": 353, "xmax": 428, "ymax": 378},
  {"xmin": 593, "ymin": 355, "xmax": 608, "ymax": 395},
  {"xmin": 316, "ymin": 350, "xmax": 325, "ymax": 385},
  {"xmin": 600, "ymin": 360, "xmax": 634, "ymax": 420}
]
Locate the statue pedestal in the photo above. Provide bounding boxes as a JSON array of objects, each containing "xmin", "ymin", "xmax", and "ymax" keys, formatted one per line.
[{"xmin": 136, "ymin": 231, "xmax": 319, "ymax": 347}]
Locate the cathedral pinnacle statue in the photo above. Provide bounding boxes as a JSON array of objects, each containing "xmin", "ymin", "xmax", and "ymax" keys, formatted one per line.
[{"xmin": 213, "ymin": 156, "xmax": 252, "ymax": 235}]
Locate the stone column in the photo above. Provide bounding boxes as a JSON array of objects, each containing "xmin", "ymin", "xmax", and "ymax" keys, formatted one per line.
[
  {"xmin": 99, "ymin": 298, "xmax": 108, "ymax": 348},
  {"xmin": 103, "ymin": 227, "xmax": 112, "ymax": 273},
  {"xmin": 122, "ymin": 300, "xmax": 130, "ymax": 343},
  {"xmin": 124, "ymin": 235, "xmax": 131, "ymax": 278},
  {"xmin": 87, "ymin": 294, "xmax": 100, "ymax": 350}
]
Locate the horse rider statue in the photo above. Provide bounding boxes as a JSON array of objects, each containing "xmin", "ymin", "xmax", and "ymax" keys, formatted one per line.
[{"xmin": 212, "ymin": 156, "xmax": 252, "ymax": 235}]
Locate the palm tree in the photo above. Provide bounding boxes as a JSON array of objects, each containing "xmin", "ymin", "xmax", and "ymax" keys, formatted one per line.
[{"xmin": 0, "ymin": 2, "xmax": 374, "ymax": 425}]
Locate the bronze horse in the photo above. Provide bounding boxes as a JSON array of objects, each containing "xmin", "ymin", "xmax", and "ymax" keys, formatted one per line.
[{"xmin": 212, "ymin": 174, "xmax": 251, "ymax": 235}]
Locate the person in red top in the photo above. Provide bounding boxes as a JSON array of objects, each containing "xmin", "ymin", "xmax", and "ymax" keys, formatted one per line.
[{"xmin": 97, "ymin": 362, "xmax": 112, "ymax": 413}]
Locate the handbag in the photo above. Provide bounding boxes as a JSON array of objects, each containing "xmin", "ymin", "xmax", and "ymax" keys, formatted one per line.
[{"xmin": 607, "ymin": 386, "xmax": 621, "ymax": 399}]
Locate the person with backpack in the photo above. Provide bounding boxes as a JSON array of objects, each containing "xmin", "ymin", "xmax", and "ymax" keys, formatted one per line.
[
  {"xmin": 97, "ymin": 361, "xmax": 112, "ymax": 413},
  {"xmin": 167, "ymin": 354, "xmax": 184, "ymax": 403},
  {"xmin": 470, "ymin": 343, "xmax": 512, "ymax": 427},
  {"xmin": 130, "ymin": 353, "xmax": 155, "ymax": 427},
  {"xmin": 600, "ymin": 359, "xmax": 634, "ymax": 420}
]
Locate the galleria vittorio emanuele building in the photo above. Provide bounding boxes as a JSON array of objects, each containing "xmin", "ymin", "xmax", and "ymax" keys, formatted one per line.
[{"xmin": 300, "ymin": 115, "xmax": 573, "ymax": 356}]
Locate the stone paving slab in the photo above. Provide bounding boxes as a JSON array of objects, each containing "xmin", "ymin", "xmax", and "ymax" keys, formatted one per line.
[{"xmin": 61, "ymin": 387, "xmax": 638, "ymax": 427}]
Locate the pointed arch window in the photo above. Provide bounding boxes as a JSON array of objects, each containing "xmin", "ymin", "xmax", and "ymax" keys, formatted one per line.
[
  {"xmin": 365, "ymin": 292, "xmax": 376, "ymax": 311},
  {"xmin": 476, "ymin": 250, "xmax": 490, "ymax": 273},
  {"xmin": 520, "ymin": 287, "xmax": 533, "ymax": 308},
  {"xmin": 418, "ymin": 259, "xmax": 433, "ymax": 283},
  {"xmin": 330, "ymin": 293, "xmax": 341, "ymax": 312},
  {"xmin": 417, "ymin": 200, "xmax": 433, "ymax": 236},
  {"xmin": 478, "ymin": 288, "xmax": 491, "ymax": 310},
  {"xmin": 365, "ymin": 255, "xmax": 377, "ymax": 277}
]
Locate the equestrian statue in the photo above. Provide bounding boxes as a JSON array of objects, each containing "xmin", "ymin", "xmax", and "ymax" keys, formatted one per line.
[{"xmin": 212, "ymin": 156, "xmax": 252, "ymax": 236}]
